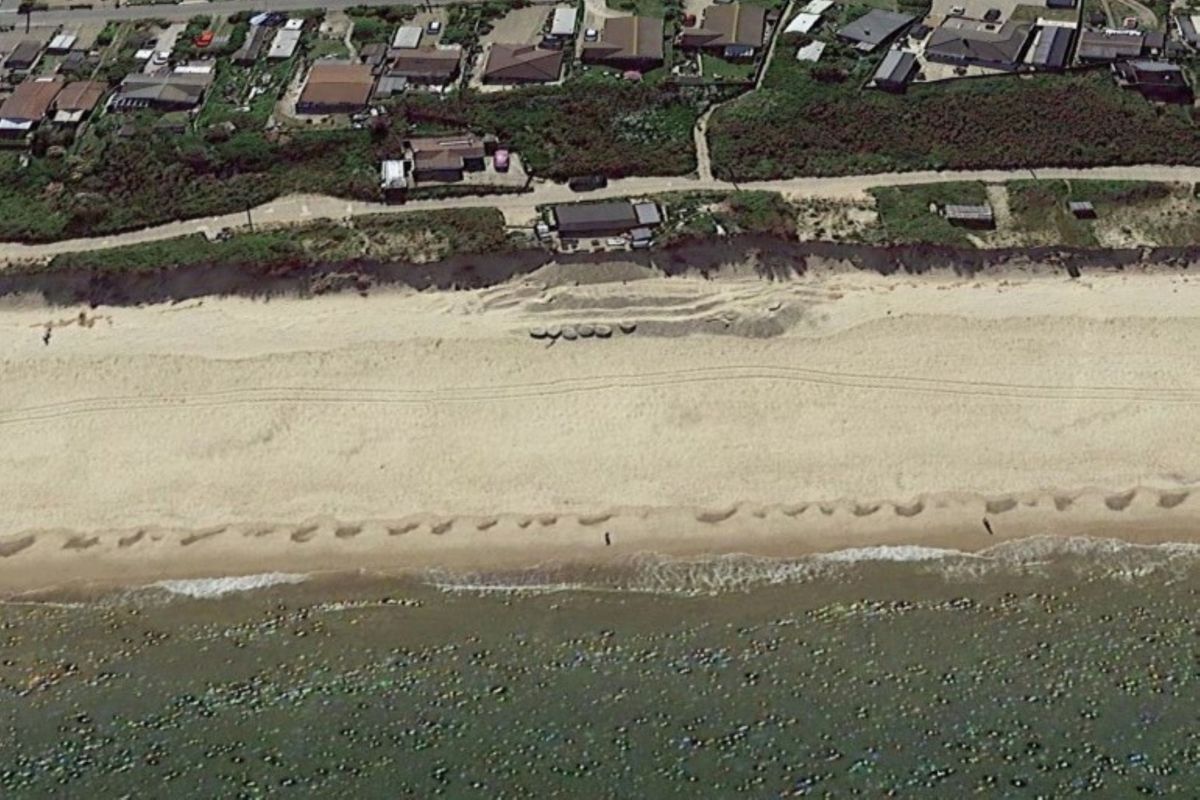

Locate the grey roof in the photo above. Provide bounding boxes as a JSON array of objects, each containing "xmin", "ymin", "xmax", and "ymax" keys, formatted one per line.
[
  {"xmin": 837, "ymin": 9, "xmax": 915, "ymax": 51},
  {"xmin": 553, "ymin": 202, "xmax": 639, "ymax": 234},
  {"xmin": 550, "ymin": 7, "xmax": 577, "ymax": 37},
  {"xmin": 944, "ymin": 204, "xmax": 994, "ymax": 220},
  {"xmin": 1177, "ymin": 15, "xmax": 1200, "ymax": 47},
  {"xmin": 634, "ymin": 202, "xmax": 661, "ymax": 226},
  {"xmin": 1076, "ymin": 30, "xmax": 1143, "ymax": 61},
  {"xmin": 5, "ymin": 40, "xmax": 43, "ymax": 68},
  {"xmin": 116, "ymin": 71, "xmax": 212, "ymax": 107},
  {"xmin": 1030, "ymin": 26, "xmax": 1073, "ymax": 69},
  {"xmin": 925, "ymin": 21, "xmax": 1031, "ymax": 66},
  {"xmin": 1068, "ymin": 201, "xmax": 1094, "ymax": 210},
  {"xmin": 873, "ymin": 49, "xmax": 916, "ymax": 83}
]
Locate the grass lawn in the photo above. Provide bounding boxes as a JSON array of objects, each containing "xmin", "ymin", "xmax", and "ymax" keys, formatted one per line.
[
  {"xmin": 607, "ymin": 0, "xmax": 667, "ymax": 16},
  {"xmin": 1009, "ymin": 3, "xmax": 1078, "ymax": 22},
  {"xmin": 867, "ymin": 182, "xmax": 990, "ymax": 246},
  {"xmin": 701, "ymin": 54, "xmax": 756, "ymax": 81}
]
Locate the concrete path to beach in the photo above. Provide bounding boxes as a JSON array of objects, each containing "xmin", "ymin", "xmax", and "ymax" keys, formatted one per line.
[{"xmin": 2, "ymin": 164, "xmax": 1197, "ymax": 264}]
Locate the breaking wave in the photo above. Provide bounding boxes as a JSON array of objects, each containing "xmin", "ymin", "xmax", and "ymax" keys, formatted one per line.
[{"xmin": 149, "ymin": 572, "xmax": 309, "ymax": 599}]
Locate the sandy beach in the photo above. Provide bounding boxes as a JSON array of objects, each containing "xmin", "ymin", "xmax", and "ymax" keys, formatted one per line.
[{"xmin": 3, "ymin": 261, "xmax": 1200, "ymax": 592}]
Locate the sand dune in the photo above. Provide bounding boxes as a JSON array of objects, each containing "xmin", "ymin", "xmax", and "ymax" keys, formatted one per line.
[{"xmin": 2, "ymin": 265, "xmax": 1200, "ymax": 592}]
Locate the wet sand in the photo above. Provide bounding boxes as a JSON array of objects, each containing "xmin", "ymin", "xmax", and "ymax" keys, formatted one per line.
[{"xmin": 3, "ymin": 263, "xmax": 1200, "ymax": 593}]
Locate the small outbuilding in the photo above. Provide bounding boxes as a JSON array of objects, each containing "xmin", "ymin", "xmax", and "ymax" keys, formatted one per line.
[
  {"xmin": 872, "ymin": 49, "xmax": 917, "ymax": 92},
  {"xmin": 943, "ymin": 203, "xmax": 995, "ymax": 228},
  {"xmin": 1068, "ymin": 201, "xmax": 1096, "ymax": 219}
]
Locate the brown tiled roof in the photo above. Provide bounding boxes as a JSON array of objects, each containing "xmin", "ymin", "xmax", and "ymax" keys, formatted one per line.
[
  {"xmin": 582, "ymin": 16, "xmax": 664, "ymax": 64},
  {"xmin": 299, "ymin": 61, "xmax": 375, "ymax": 107},
  {"xmin": 409, "ymin": 133, "xmax": 485, "ymax": 172},
  {"xmin": 388, "ymin": 47, "xmax": 462, "ymax": 81},
  {"xmin": 54, "ymin": 80, "xmax": 106, "ymax": 113},
  {"xmin": 0, "ymin": 77, "xmax": 64, "ymax": 122},
  {"xmin": 679, "ymin": 3, "xmax": 766, "ymax": 49},
  {"xmin": 482, "ymin": 44, "xmax": 563, "ymax": 82}
]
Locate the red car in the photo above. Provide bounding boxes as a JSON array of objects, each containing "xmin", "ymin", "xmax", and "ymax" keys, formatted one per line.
[{"xmin": 194, "ymin": 30, "xmax": 214, "ymax": 48}]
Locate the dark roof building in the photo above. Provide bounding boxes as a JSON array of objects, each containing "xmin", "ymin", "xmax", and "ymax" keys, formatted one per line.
[
  {"xmin": 407, "ymin": 133, "xmax": 487, "ymax": 181},
  {"xmin": 1176, "ymin": 14, "xmax": 1200, "ymax": 48},
  {"xmin": 1029, "ymin": 25, "xmax": 1074, "ymax": 70},
  {"xmin": 296, "ymin": 61, "xmax": 375, "ymax": 114},
  {"xmin": 113, "ymin": 70, "xmax": 213, "ymax": 111},
  {"xmin": 581, "ymin": 15, "xmax": 665, "ymax": 70},
  {"xmin": 837, "ymin": 9, "xmax": 915, "ymax": 52},
  {"xmin": 925, "ymin": 20, "xmax": 1032, "ymax": 70},
  {"xmin": 384, "ymin": 46, "xmax": 462, "ymax": 86},
  {"xmin": 678, "ymin": 4, "xmax": 767, "ymax": 58},
  {"xmin": 232, "ymin": 25, "xmax": 271, "ymax": 66},
  {"xmin": 553, "ymin": 201, "xmax": 640, "ymax": 237},
  {"xmin": 1076, "ymin": 29, "xmax": 1143, "ymax": 62},
  {"xmin": 1113, "ymin": 59, "xmax": 1193, "ymax": 103},
  {"xmin": 1046, "ymin": 0, "xmax": 1076, "ymax": 7},
  {"xmin": 4, "ymin": 40, "xmax": 43, "ymax": 71},
  {"xmin": 481, "ymin": 44, "xmax": 564, "ymax": 83},
  {"xmin": 872, "ymin": 49, "xmax": 917, "ymax": 91}
]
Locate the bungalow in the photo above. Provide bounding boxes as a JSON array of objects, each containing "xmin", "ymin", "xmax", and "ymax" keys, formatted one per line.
[
  {"xmin": 837, "ymin": 9, "xmax": 915, "ymax": 52},
  {"xmin": 381, "ymin": 46, "xmax": 463, "ymax": 89},
  {"xmin": 1113, "ymin": 59, "xmax": 1193, "ymax": 103},
  {"xmin": 1029, "ymin": 25, "xmax": 1074, "ymax": 70},
  {"xmin": 268, "ymin": 28, "xmax": 302, "ymax": 60},
  {"xmin": 872, "ymin": 49, "xmax": 917, "ymax": 91},
  {"xmin": 296, "ymin": 61, "xmax": 375, "ymax": 114},
  {"xmin": 1076, "ymin": 29, "xmax": 1143, "ymax": 62},
  {"xmin": 0, "ymin": 76, "xmax": 63, "ymax": 138},
  {"xmin": 4, "ymin": 40, "xmax": 44, "ymax": 72},
  {"xmin": 112, "ymin": 70, "xmax": 214, "ymax": 112},
  {"xmin": 553, "ymin": 200, "xmax": 662, "ymax": 238},
  {"xmin": 924, "ymin": 20, "xmax": 1032, "ymax": 71},
  {"xmin": 580, "ymin": 16, "xmax": 665, "ymax": 72},
  {"xmin": 481, "ymin": 44, "xmax": 564, "ymax": 84},
  {"xmin": 51, "ymin": 80, "xmax": 106, "ymax": 125},
  {"xmin": 232, "ymin": 24, "xmax": 271, "ymax": 66},
  {"xmin": 678, "ymin": 4, "xmax": 767, "ymax": 59},
  {"xmin": 407, "ymin": 133, "xmax": 487, "ymax": 182}
]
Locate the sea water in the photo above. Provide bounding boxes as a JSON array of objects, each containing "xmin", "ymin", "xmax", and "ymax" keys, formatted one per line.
[{"xmin": 1, "ymin": 536, "xmax": 1198, "ymax": 797}]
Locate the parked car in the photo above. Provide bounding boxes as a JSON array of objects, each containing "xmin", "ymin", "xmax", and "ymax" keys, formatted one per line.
[
  {"xmin": 583, "ymin": 28, "xmax": 599, "ymax": 42},
  {"xmin": 427, "ymin": 20, "xmax": 442, "ymax": 35},
  {"xmin": 152, "ymin": 51, "xmax": 169, "ymax": 66},
  {"xmin": 949, "ymin": 5, "xmax": 965, "ymax": 14},
  {"xmin": 494, "ymin": 149, "xmax": 510, "ymax": 172},
  {"xmin": 682, "ymin": 13, "xmax": 696, "ymax": 26},
  {"xmin": 194, "ymin": 30, "xmax": 214, "ymax": 48},
  {"xmin": 568, "ymin": 175, "xmax": 607, "ymax": 192}
]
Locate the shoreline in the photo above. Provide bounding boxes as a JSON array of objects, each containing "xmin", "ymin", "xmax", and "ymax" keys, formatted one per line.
[
  {"xmin": 4, "ymin": 486, "xmax": 1200, "ymax": 596},
  {"xmin": 4, "ymin": 265, "xmax": 1200, "ymax": 594}
]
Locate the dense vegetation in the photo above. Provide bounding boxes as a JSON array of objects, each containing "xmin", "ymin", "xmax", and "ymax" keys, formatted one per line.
[
  {"xmin": 45, "ymin": 209, "xmax": 511, "ymax": 273},
  {"xmin": 397, "ymin": 77, "xmax": 708, "ymax": 179},
  {"xmin": 708, "ymin": 40, "xmax": 1200, "ymax": 180}
]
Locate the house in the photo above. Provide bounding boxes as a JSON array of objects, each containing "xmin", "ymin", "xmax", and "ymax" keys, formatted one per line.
[
  {"xmin": 113, "ymin": 70, "xmax": 214, "ymax": 111},
  {"xmin": 4, "ymin": 40, "xmax": 44, "ymax": 72},
  {"xmin": 872, "ymin": 49, "xmax": 917, "ymax": 91},
  {"xmin": 837, "ymin": 9, "xmax": 915, "ymax": 52},
  {"xmin": 392, "ymin": 25, "xmax": 423, "ymax": 49},
  {"xmin": 0, "ymin": 76, "xmax": 63, "ymax": 138},
  {"xmin": 1076, "ymin": 29, "xmax": 1143, "ymax": 62},
  {"xmin": 296, "ymin": 61, "xmax": 375, "ymax": 114},
  {"xmin": 924, "ymin": 20, "xmax": 1032, "ymax": 71},
  {"xmin": 481, "ymin": 44, "xmax": 564, "ymax": 84},
  {"xmin": 943, "ymin": 204, "xmax": 995, "ymax": 228},
  {"xmin": 232, "ymin": 24, "xmax": 271, "ymax": 66},
  {"xmin": 553, "ymin": 201, "xmax": 641, "ymax": 238},
  {"xmin": 268, "ymin": 28, "xmax": 302, "ymax": 60},
  {"xmin": 1113, "ymin": 59, "xmax": 1193, "ymax": 103},
  {"xmin": 678, "ymin": 4, "xmax": 767, "ymax": 59},
  {"xmin": 52, "ymin": 80, "xmax": 106, "ymax": 124},
  {"xmin": 407, "ymin": 133, "xmax": 487, "ymax": 182},
  {"xmin": 382, "ymin": 46, "xmax": 463, "ymax": 88},
  {"xmin": 580, "ymin": 16, "xmax": 665, "ymax": 72},
  {"xmin": 549, "ymin": 6, "xmax": 578, "ymax": 40},
  {"xmin": 1028, "ymin": 25, "xmax": 1074, "ymax": 70}
]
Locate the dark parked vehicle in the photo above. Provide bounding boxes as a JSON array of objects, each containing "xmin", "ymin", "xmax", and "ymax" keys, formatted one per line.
[{"xmin": 568, "ymin": 175, "xmax": 608, "ymax": 192}]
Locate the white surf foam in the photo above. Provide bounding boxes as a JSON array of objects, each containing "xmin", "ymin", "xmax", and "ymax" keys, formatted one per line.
[{"xmin": 150, "ymin": 572, "xmax": 308, "ymax": 599}]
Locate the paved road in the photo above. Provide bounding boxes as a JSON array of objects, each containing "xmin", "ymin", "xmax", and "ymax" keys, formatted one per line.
[
  {"xmin": 3, "ymin": 165, "xmax": 1198, "ymax": 264},
  {"xmin": 1, "ymin": 0, "xmax": 510, "ymax": 26}
]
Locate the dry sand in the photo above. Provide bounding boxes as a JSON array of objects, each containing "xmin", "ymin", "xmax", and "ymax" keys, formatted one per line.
[{"xmin": 3, "ymin": 263, "xmax": 1200, "ymax": 592}]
